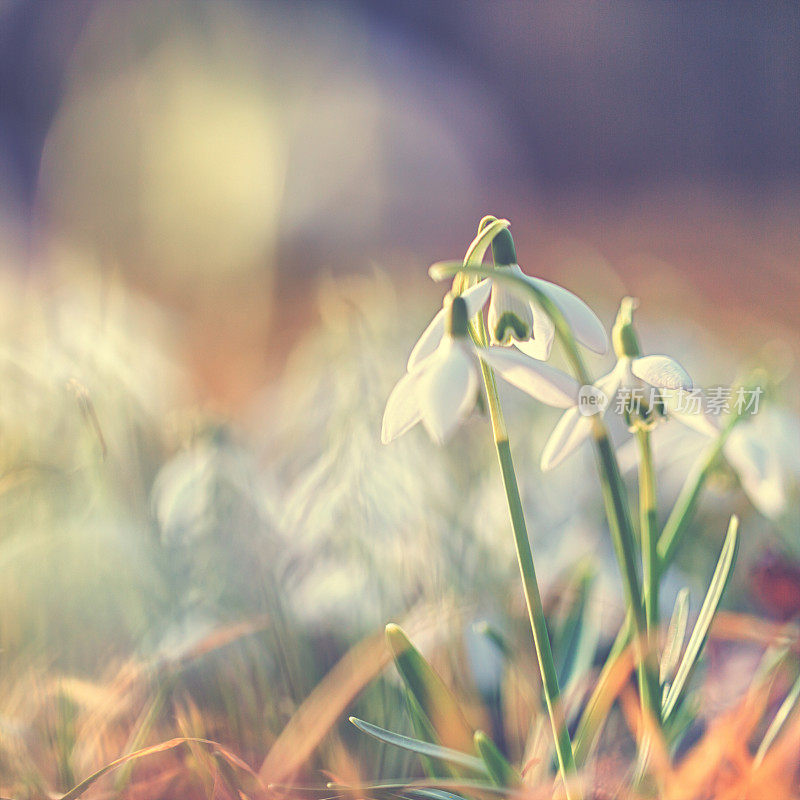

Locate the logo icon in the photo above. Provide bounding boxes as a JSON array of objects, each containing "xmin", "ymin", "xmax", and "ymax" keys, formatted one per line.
[{"xmin": 578, "ymin": 384, "xmax": 609, "ymax": 417}]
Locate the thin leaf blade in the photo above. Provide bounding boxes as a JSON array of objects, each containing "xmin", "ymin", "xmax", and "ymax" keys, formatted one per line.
[
  {"xmin": 662, "ymin": 515, "xmax": 740, "ymax": 723},
  {"xmin": 473, "ymin": 731, "xmax": 521, "ymax": 788},
  {"xmin": 385, "ymin": 624, "xmax": 475, "ymax": 755},
  {"xmin": 660, "ymin": 587, "xmax": 690, "ymax": 688},
  {"xmin": 349, "ymin": 718, "xmax": 488, "ymax": 776}
]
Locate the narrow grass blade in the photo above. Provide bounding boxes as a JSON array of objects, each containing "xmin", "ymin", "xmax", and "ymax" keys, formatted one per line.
[
  {"xmin": 405, "ymin": 789, "xmax": 467, "ymax": 800},
  {"xmin": 660, "ymin": 588, "xmax": 690, "ymax": 688},
  {"xmin": 59, "ymin": 737, "xmax": 258, "ymax": 800},
  {"xmin": 552, "ymin": 564, "xmax": 599, "ymax": 694},
  {"xmin": 327, "ymin": 779, "xmax": 507, "ymax": 795},
  {"xmin": 473, "ymin": 731, "xmax": 522, "ymax": 788},
  {"xmin": 754, "ymin": 669, "xmax": 800, "ymax": 766},
  {"xmin": 349, "ymin": 718, "xmax": 488, "ymax": 776},
  {"xmin": 260, "ymin": 629, "xmax": 391, "ymax": 782},
  {"xmin": 663, "ymin": 696, "xmax": 699, "ymax": 752},
  {"xmin": 385, "ymin": 624, "xmax": 475, "ymax": 755},
  {"xmin": 572, "ymin": 617, "xmax": 633, "ymax": 766},
  {"xmin": 471, "ymin": 620, "xmax": 512, "ymax": 660},
  {"xmin": 657, "ymin": 411, "xmax": 744, "ymax": 571},
  {"xmin": 662, "ymin": 515, "xmax": 740, "ymax": 723}
]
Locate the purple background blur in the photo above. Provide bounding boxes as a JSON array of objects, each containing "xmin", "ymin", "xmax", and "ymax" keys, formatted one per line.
[{"xmin": 1, "ymin": 1, "xmax": 797, "ymax": 402}]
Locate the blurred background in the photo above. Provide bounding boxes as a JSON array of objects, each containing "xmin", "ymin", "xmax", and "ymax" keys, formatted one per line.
[
  {"xmin": 1, "ymin": 1, "xmax": 798, "ymax": 401},
  {"xmin": 0, "ymin": 1, "xmax": 798, "ymax": 796}
]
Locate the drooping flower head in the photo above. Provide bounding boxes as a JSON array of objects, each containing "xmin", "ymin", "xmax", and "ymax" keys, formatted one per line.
[
  {"xmin": 478, "ymin": 220, "xmax": 608, "ymax": 361},
  {"xmin": 382, "ymin": 293, "xmax": 580, "ymax": 445},
  {"xmin": 541, "ymin": 297, "xmax": 694, "ymax": 470}
]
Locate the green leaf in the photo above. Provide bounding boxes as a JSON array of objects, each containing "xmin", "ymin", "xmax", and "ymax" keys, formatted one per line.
[
  {"xmin": 660, "ymin": 587, "xmax": 690, "ymax": 689},
  {"xmin": 404, "ymin": 789, "xmax": 467, "ymax": 800},
  {"xmin": 349, "ymin": 718, "xmax": 488, "ymax": 776},
  {"xmin": 473, "ymin": 731, "xmax": 521, "ymax": 788},
  {"xmin": 551, "ymin": 563, "xmax": 599, "ymax": 694},
  {"xmin": 384, "ymin": 624, "xmax": 475, "ymax": 756},
  {"xmin": 59, "ymin": 737, "xmax": 259, "ymax": 800},
  {"xmin": 754, "ymin": 669, "xmax": 800, "ymax": 766},
  {"xmin": 327, "ymin": 780, "xmax": 506, "ymax": 795},
  {"xmin": 661, "ymin": 515, "xmax": 740, "ymax": 723},
  {"xmin": 471, "ymin": 620, "xmax": 512, "ymax": 661},
  {"xmin": 657, "ymin": 409, "xmax": 745, "ymax": 571},
  {"xmin": 663, "ymin": 695, "xmax": 700, "ymax": 751}
]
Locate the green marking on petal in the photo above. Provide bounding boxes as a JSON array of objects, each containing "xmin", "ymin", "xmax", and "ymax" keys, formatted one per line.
[
  {"xmin": 446, "ymin": 295, "xmax": 469, "ymax": 338},
  {"xmin": 493, "ymin": 311, "xmax": 530, "ymax": 344}
]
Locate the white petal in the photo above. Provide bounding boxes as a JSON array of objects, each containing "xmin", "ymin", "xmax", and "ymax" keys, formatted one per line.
[
  {"xmin": 406, "ymin": 280, "xmax": 491, "ymax": 372},
  {"xmin": 479, "ymin": 347, "xmax": 579, "ymax": 408},
  {"xmin": 631, "ymin": 355, "xmax": 692, "ymax": 391},
  {"xmin": 462, "ymin": 278, "xmax": 493, "ymax": 316},
  {"xmin": 381, "ymin": 371, "xmax": 422, "ymax": 443},
  {"xmin": 724, "ymin": 429, "xmax": 787, "ymax": 518},
  {"xmin": 514, "ymin": 336, "xmax": 550, "ymax": 361},
  {"xmin": 595, "ymin": 364, "xmax": 626, "ymax": 400},
  {"xmin": 487, "ymin": 267, "xmax": 535, "ymax": 345},
  {"xmin": 540, "ymin": 407, "xmax": 593, "ymax": 470},
  {"xmin": 527, "ymin": 276, "xmax": 608, "ymax": 354},
  {"xmin": 671, "ymin": 409, "xmax": 720, "ymax": 437},
  {"xmin": 417, "ymin": 339, "xmax": 479, "ymax": 443},
  {"xmin": 407, "ymin": 308, "xmax": 445, "ymax": 372},
  {"xmin": 667, "ymin": 391, "xmax": 721, "ymax": 437},
  {"xmin": 540, "ymin": 367, "xmax": 623, "ymax": 470},
  {"xmin": 516, "ymin": 300, "xmax": 556, "ymax": 360}
]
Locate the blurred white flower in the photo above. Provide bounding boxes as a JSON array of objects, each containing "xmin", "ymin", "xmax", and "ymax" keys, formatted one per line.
[
  {"xmin": 410, "ymin": 269, "xmax": 607, "ymax": 369},
  {"xmin": 616, "ymin": 402, "xmax": 800, "ymax": 522},
  {"xmin": 718, "ymin": 408, "xmax": 800, "ymax": 519},
  {"xmin": 383, "ymin": 295, "xmax": 580, "ymax": 445}
]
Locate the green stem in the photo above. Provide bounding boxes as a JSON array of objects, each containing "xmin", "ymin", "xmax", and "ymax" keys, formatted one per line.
[
  {"xmin": 439, "ymin": 257, "xmax": 660, "ymax": 739},
  {"xmin": 573, "ymin": 410, "xmax": 744, "ymax": 763},
  {"xmin": 459, "ymin": 224, "xmax": 579, "ymax": 798},
  {"xmin": 657, "ymin": 411, "xmax": 741, "ymax": 570},
  {"xmin": 632, "ymin": 427, "xmax": 660, "ymax": 788},
  {"xmin": 591, "ymin": 427, "xmax": 660, "ymax": 724},
  {"xmin": 636, "ymin": 429, "xmax": 659, "ymax": 633},
  {"xmin": 478, "ymin": 359, "xmax": 580, "ymax": 799}
]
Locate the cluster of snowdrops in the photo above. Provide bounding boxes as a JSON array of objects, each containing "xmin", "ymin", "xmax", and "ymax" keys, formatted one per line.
[{"xmin": 362, "ymin": 216, "xmax": 764, "ymax": 800}]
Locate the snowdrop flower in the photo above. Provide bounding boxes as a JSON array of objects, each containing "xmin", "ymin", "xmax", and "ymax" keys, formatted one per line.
[
  {"xmin": 617, "ymin": 401, "xmax": 799, "ymax": 521},
  {"xmin": 407, "ymin": 279, "xmax": 491, "ymax": 370},
  {"xmin": 382, "ymin": 295, "xmax": 580, "ymax": 445},
  {"xmin": 722, "ymin": 408, "xmax": 800, "ymax": 519},
  {"xmin": 541, "ymin": 297, "xmax": 693, "ymax": 471},
  {"xmin": 698, "ymin": 406, "xmax": 800, "ymax": 520},
  {"xmin": 487, "ymin": 264, "xmax": 608, "ymax": 359},
  {"xmin": 411, "ymin": 267, "xmax": 607, "ymax": 369}
]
